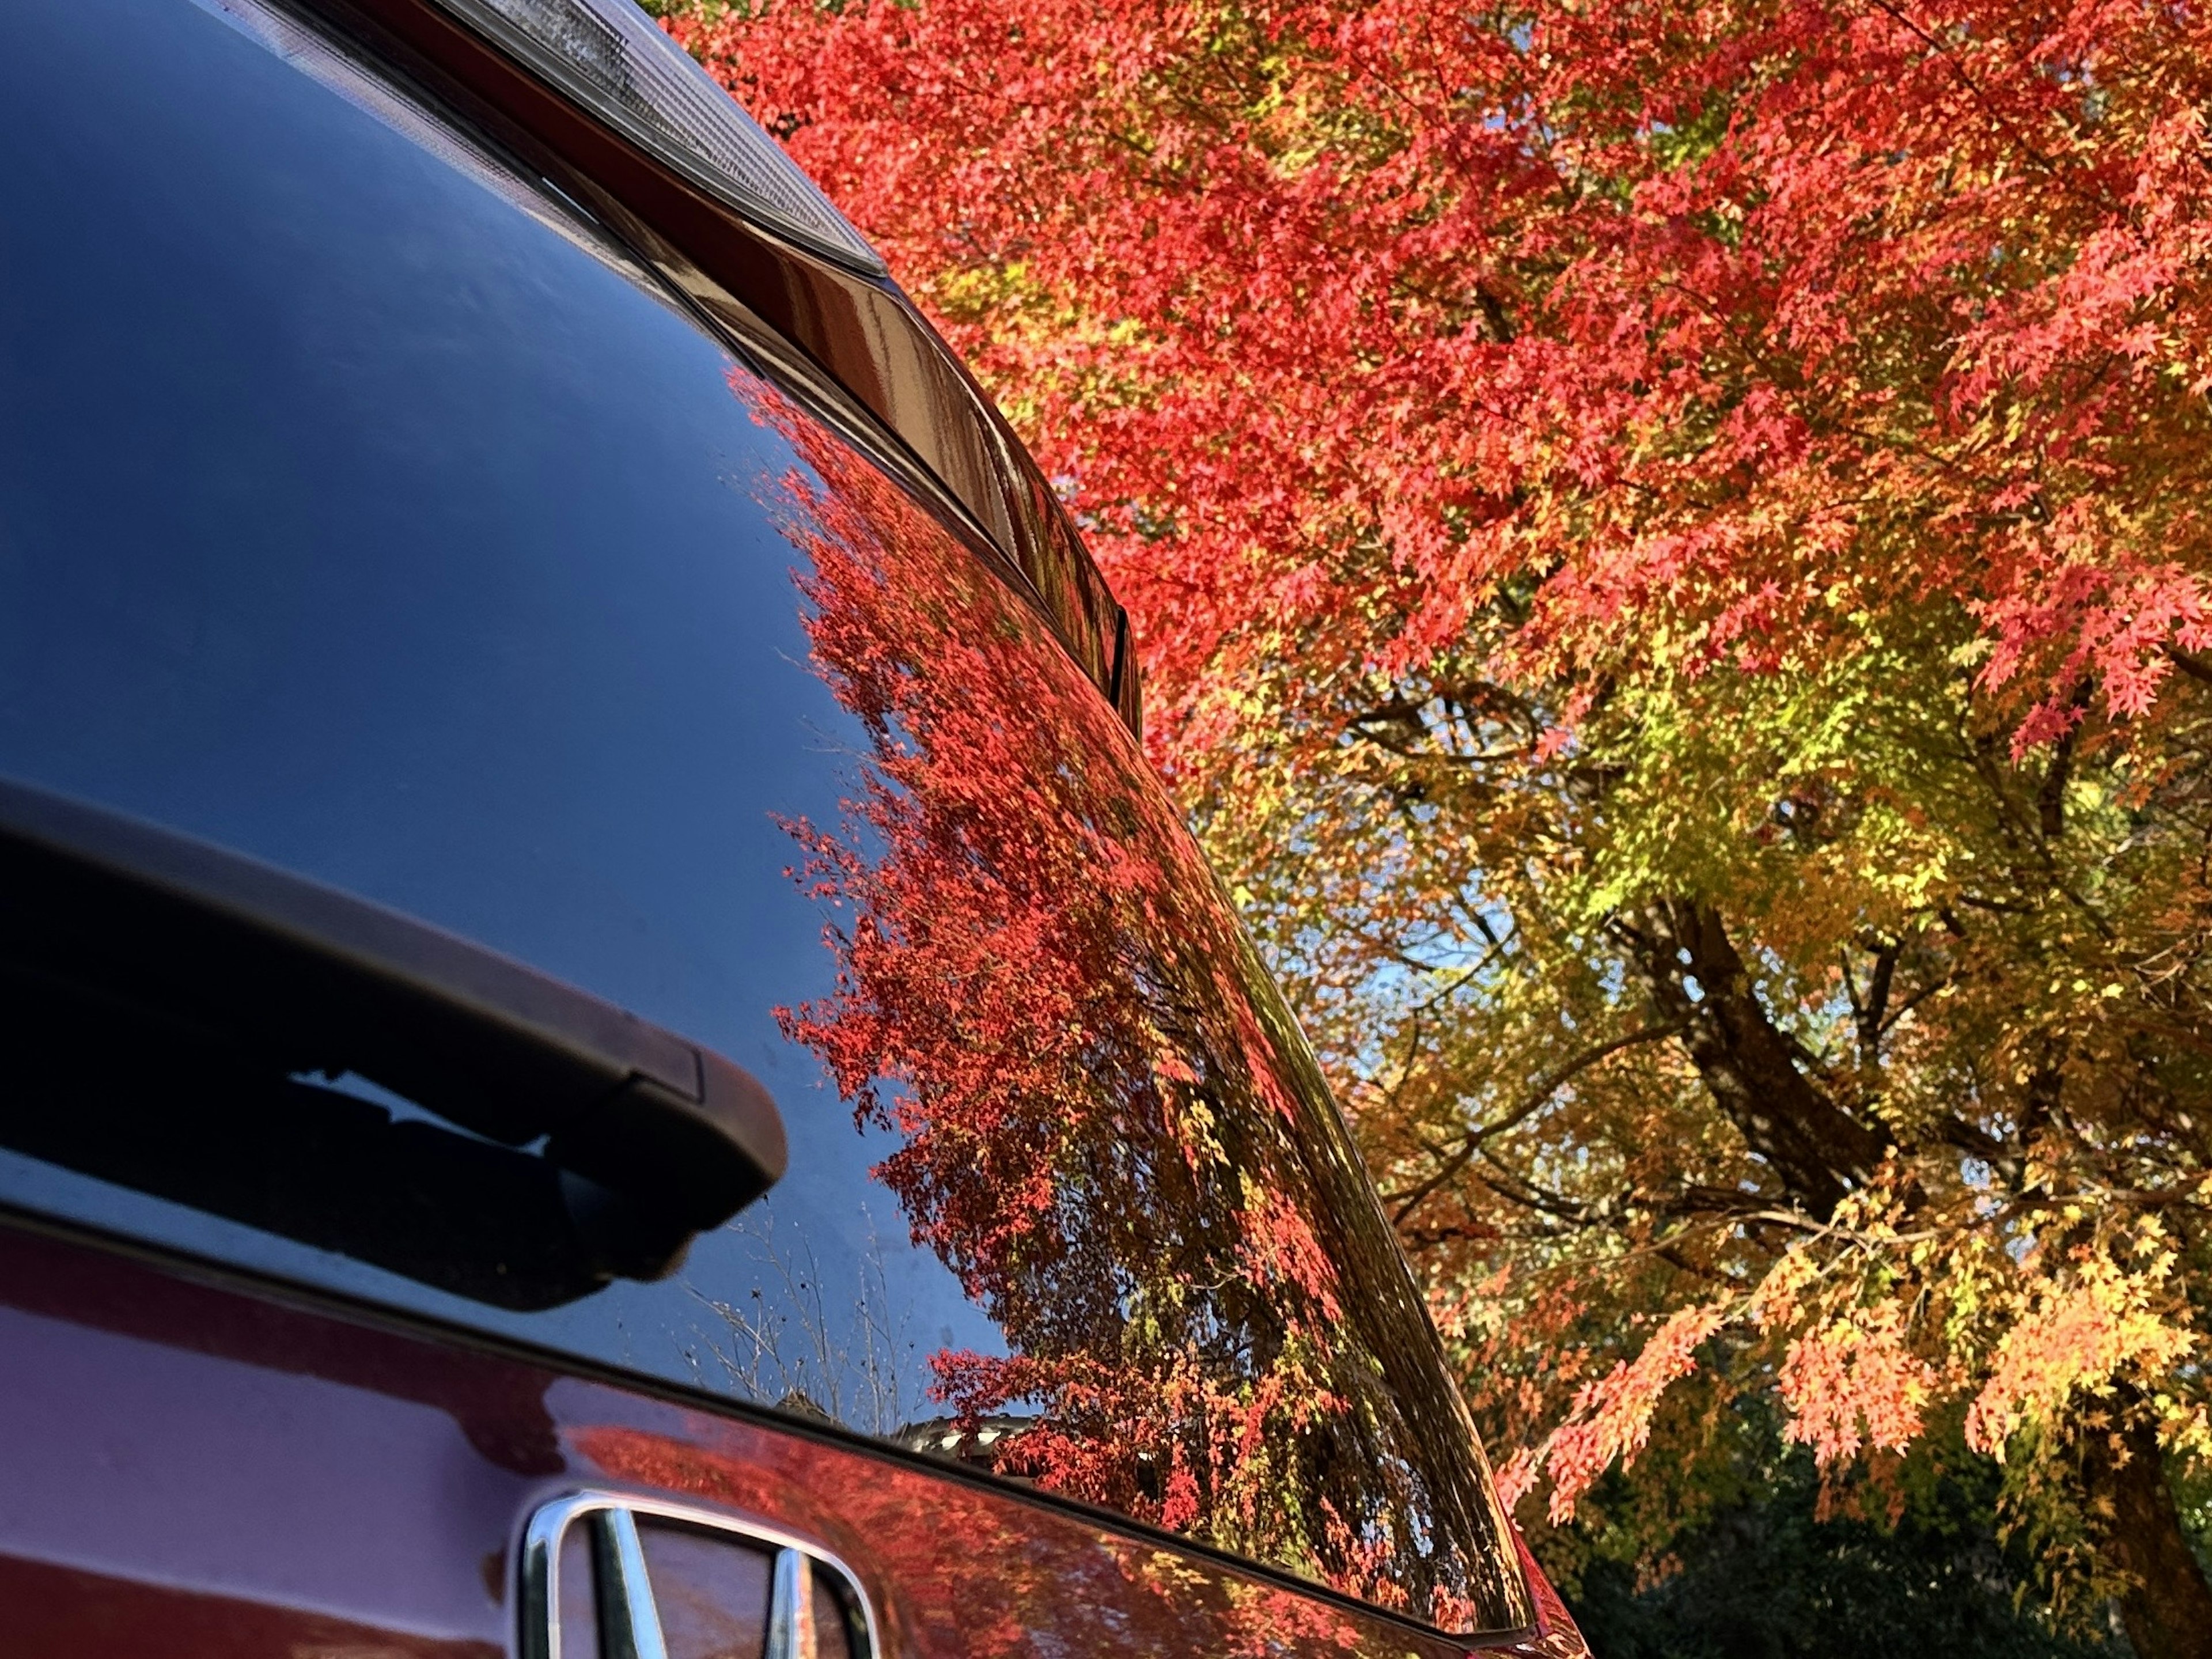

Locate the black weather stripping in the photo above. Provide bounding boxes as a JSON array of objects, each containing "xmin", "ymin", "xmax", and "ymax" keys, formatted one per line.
[{"xmin": 0, "ymin": 777, "xmax": 786, "ymax": 1308}]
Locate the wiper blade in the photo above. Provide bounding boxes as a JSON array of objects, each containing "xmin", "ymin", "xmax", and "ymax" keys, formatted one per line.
[{"xmin": 0, "ymin": 777, "xmax": 786, "ymax": 1303}]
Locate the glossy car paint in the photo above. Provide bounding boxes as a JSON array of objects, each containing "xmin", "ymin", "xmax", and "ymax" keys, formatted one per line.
[{"xmin": 0, "ymin": 1222, "xmax": 1584, "ymax": 1659}]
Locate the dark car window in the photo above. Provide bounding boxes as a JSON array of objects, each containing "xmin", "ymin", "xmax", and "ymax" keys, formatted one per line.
[{"xmin": 0, "ymin": 0, "xmax": 1527, "ymax": 1633}]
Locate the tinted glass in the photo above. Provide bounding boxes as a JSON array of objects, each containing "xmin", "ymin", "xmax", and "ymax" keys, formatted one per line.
[{"xmin": 0, "ymin": 0, "xmax": 1526, "ymax": 1631}]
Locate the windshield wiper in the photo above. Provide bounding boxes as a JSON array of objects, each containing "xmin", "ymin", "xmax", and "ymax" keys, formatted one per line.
[{"xmin": 0, "ymin": 777, "xmax": 786, "ymax": 1308}]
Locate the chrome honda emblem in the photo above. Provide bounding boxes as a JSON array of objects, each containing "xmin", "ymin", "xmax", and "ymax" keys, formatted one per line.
[{"xmin": 522, "ymin": 1492, "xmax": 878, "ymax": 1659}]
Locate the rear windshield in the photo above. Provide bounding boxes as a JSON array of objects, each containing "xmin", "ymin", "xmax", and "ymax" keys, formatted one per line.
[{"xmin": 0, "ymin": 0, "xmax": 1526, "ymax": 1633}]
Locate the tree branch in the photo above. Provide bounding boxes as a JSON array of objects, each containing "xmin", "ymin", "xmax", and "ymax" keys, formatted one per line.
[
  {"xmin": 1620, "ymin": 898, "xmax": 1893, "ymax": 1217},
  {"xmin": 1388, "ymin": 1021, "xmax": 1682, "ymax": 1224}
]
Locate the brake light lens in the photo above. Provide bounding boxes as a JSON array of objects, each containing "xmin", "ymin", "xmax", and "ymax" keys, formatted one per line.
[{"xmin": 430, "ymin": 0, "xmax": 887, "ymax": 275}]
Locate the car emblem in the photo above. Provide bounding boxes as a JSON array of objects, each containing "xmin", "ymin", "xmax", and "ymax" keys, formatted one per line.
[{"xmin": 523, "ymin": 1491, "xmax": 879, "ymax": 1659}]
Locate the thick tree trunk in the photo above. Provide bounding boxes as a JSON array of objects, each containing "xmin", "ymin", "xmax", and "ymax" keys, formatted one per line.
[
  {"xmin": 2080, "ymin": 1410, "xmax": 2212, "ymax": 1659},
  {"xmin": 1623, "ymin": 899, "xmax": 1891, "ymax": 1217}
]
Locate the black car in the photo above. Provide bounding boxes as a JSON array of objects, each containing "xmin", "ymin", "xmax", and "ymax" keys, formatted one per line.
[{"xmin": 0, "ymin": 0, "xmax": 1588, "ymax": 1654}]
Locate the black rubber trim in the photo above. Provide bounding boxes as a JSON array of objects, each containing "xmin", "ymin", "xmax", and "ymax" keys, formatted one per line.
[{"xmin": 0, "ymin": 776, "xmax": 786, "ymax": 1233}]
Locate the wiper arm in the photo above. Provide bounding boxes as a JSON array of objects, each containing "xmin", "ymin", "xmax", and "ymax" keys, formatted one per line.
[{"xmin": 0, "ymin": 777, "xmax": 786, "ymax": 1304}]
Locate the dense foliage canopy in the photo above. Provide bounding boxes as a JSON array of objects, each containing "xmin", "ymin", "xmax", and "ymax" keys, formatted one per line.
[{"xmin": 662, "ymin": 0, "xmax": 2212, "ymax": 1649}]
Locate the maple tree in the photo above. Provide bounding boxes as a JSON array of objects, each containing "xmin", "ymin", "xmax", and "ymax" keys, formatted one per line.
[{"xmin": 662, "ymin": 0, "xmax": 2212, "ymax": 1650}]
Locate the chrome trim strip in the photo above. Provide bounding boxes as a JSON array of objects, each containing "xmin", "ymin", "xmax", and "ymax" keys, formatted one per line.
[
  {"xmin": 520, "ymin": 1494, "xmax": 571, "ymax": 1659},
  {"xmin": 601, "ymin": 1507, "xmax": 671, "ymax": 1659},
  {"xmin": 521, "ymin": 1490, "xmax": 880, "ymax": 1659},
  {"xmin": 764, "ymin": 1546, "xmax": 813, "ymax": 1659}
]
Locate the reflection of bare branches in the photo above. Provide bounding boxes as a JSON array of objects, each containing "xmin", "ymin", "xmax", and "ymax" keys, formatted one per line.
[{"xmin": 683, "ymin": 1200, "xmax": 919, "ymax": 1436}]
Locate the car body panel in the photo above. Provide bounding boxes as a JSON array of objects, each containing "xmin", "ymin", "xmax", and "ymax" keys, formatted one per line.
[{"xmin": 0, "ymin": 1218, "xmax": 1574, "ymax": 1658}]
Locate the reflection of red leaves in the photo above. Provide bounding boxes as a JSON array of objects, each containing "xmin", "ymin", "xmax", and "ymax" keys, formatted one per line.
[
  {"xmin": 571, "ymin": 1419, "xmax": 1391, "ymax": 1656},
  {"xmin": 1236, "ymin": 1183, "xmax": 1342, "ymax": 1324},
  {"xmin": 766, "ymin": 427, "xmax": 1358, "ymax": 1538},
  {"xmin": 751, "ymin": 393, "xmax": 1513, "ymax": 1624}
]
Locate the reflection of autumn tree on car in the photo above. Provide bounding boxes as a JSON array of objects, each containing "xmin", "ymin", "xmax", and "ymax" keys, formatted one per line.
[
  {"xmin": 577, "ymin": 1422, "xmax": 1395, "ymax": 1659},
  {"xmin": 753, "ymin": 391, "xmax": 1522, "ymax": 1628}
]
